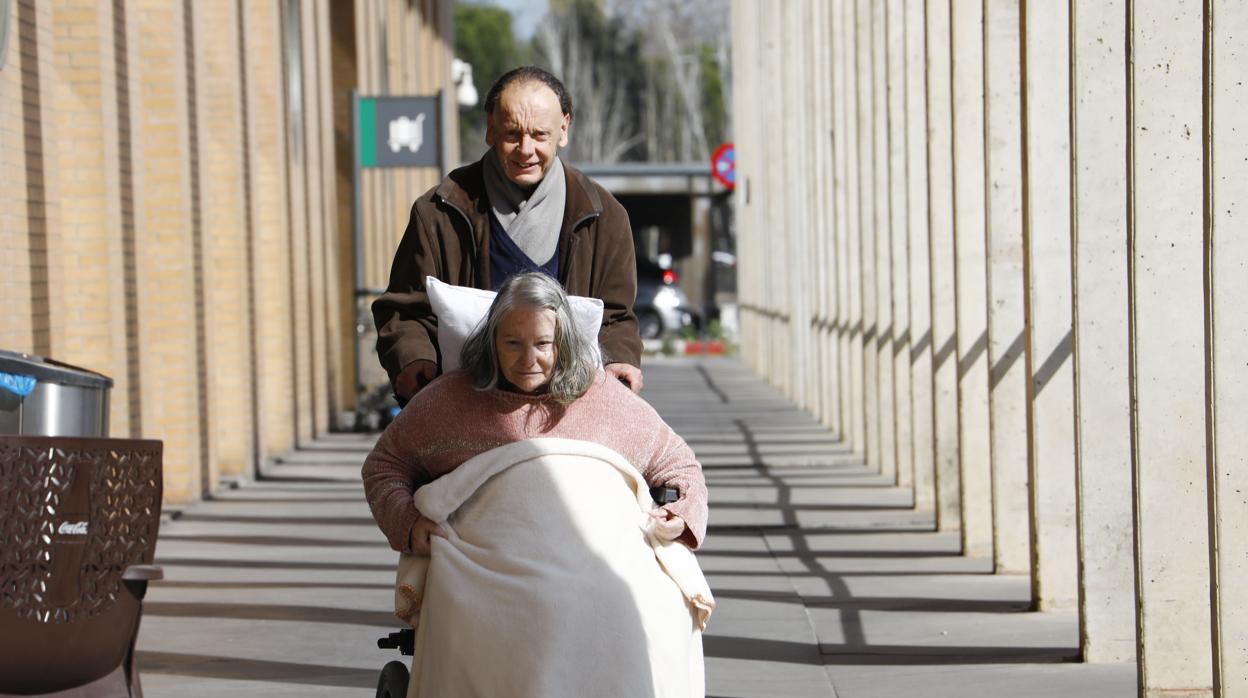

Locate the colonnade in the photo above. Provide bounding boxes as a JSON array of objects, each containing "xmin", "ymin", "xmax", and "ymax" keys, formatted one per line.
[{"xmin": 730, "ymin": 1, "xmax": 1244, "ymax": 694}]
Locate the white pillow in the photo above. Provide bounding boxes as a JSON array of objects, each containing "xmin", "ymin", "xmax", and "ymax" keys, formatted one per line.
[{"xmin": 425, "ymin": 276, "xmax": 604, "ymax": 372}]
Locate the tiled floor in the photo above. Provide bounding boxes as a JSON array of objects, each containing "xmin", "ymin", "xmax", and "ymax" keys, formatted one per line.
[{"xmin": 138, "ymin": 358, "xmax": 1136, "ymax": 697}]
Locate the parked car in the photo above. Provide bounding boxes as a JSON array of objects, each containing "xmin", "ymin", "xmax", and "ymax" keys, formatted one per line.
[{"xmin": 634, "ymin": 260, "xmax": 700, "ymax": 339}]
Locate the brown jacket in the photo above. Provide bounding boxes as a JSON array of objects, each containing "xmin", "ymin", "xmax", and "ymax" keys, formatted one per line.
[{"xmin": 372, "ymin": 158, "xmax": 642, "ymax": 384}]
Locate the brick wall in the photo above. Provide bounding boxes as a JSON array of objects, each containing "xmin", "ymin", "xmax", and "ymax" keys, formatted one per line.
[
  {"xmin": 49, "ymin": 0, "xmax": 130, "ymax": 437},
  {"xmin": 0, "ymin": 2, "xmax": 35, "ymax": 352},
  {"xmin": 0, "ymin": 0, "xmax": 457, "ymax": 504},
  {"xmin": 129, "ymin": 0, "xmax": 201, "ymax": 502},
  {"xmin": 190, "ymin": 0, "xmax": 249, "ymax": 481}
]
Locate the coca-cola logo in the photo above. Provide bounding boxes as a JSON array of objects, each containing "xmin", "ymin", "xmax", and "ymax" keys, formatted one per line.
[{"xmin": 57, "ymin": 521, "xmax": 88, "ymax": 535}]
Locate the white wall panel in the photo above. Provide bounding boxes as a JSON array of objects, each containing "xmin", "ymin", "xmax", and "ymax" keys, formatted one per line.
[
  {"xmin": 925, "ymin": 0, "xmax": 961, "ymax": 534},
  {"xmin": 950, "ymin": 0, "xmax": 993, "ymax": 560},
  {"xmin": 1209, "ymin": 0, "xmax": 1247, "ymax": 690},
  {"xmin": 984, "ymin": 0, "xmax": 1030, "ymax": 575},
  {"xmin": 1070, "ymin": 0, "xmax": 1137, "ymax": 664},
  {"xmin": 1023, "ymin": 0, "xmax": 1078, "ymax": 611},
  {"xmin": 904, "ymin": 0, "xmax": 935, "ymax": 513},
  {"xmin": 1131, "ymin": 0, "xmax": 1214, "ymax": 691}
]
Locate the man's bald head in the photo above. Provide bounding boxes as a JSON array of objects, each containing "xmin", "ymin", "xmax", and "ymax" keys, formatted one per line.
[{"xmin": 484, "ymin": 66, "xmax": 573, "ymax": 119}]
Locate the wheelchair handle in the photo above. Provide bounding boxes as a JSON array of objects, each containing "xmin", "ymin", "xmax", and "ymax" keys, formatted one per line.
[
  {"xmin": 378, "ymin": 628, "xmax": 415, "ymax": 656},
  {"xmin": 650, "ymin": 486, "xmax": 679, "ymax": 504}
]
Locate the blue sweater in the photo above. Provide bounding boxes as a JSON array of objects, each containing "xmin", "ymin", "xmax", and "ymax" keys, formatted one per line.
[{"xmin": 488, "ymin": 211, "xmax": 559, "ymax": 290}]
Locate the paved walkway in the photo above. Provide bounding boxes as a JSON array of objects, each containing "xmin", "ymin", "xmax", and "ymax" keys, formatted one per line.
[{"xmin": 137, "ymin": 357, "xmax": 1136, "ymax": 697}]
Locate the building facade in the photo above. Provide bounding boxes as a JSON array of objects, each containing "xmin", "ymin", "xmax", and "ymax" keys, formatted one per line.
[
  {"xmin": 0, "ymin": 0, "xmax": 455, "ymax": 503},
  {"xmin": 731, "ymin": 0, "xmax": 1244, "ymax": 695}
]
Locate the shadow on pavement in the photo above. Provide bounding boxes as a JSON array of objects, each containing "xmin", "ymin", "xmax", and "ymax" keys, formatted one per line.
[
  {"xmin": 137, "ymin": 651, "xmax": 377, "ymax": 688},
  {"xmin": 142, "ymin": 601, "xmax": 397, "ymax": 627},
  {"xmin": 703, "ymin": 635, "xmax": 824, "ymax": 666}
]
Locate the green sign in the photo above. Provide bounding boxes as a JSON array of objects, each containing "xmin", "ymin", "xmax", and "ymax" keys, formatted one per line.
[
  {"xmin": 356, "ymin": 95, "xmax": 440, "ymax": 169},
  {"xmin": 0, "ymin": 0, "xmax": 11, "ymax": 71}
]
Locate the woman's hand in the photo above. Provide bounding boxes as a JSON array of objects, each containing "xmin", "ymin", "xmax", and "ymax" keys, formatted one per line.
[
  {"xmin": 408, "ymin": 515, "xmax": 449, "ymax": 555},
  {"xmin": 648, "ymin": 508, "xmax": 687, "ymax": 542}
]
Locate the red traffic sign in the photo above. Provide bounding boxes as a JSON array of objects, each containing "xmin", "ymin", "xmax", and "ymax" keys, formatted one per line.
[{"xmin": 711, "ymin": 142, "xmax": 735, "ymax": 190}]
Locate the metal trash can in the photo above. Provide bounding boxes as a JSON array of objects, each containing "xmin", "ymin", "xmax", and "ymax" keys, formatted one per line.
[{"xmin": 0, "ymin": 349, "xmax": 112, "ymax": 437}]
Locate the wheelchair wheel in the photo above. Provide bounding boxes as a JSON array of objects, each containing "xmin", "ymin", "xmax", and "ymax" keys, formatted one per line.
[{"xmin": 375, "ymin": 660, "xmax": 410, "ymax": 698}]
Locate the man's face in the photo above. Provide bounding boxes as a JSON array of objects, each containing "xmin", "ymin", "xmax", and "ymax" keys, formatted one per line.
[{"xmin": 485, "ymin": 81, "xmax": 570, "ymax": 188}]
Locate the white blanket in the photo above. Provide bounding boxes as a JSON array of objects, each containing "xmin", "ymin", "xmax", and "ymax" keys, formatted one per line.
[{"xmin": 394, "ymin": 438, "xmax": 714, "ymax": 698}]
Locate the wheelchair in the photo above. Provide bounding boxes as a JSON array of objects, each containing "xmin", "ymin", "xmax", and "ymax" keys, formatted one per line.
[
  {"xmin": 375, "ymin": 628, "xmax": 415, "ymax": 698},
  {"xmin": 372, "ymin": 485, "xmax": 679, "ymax": 698}
]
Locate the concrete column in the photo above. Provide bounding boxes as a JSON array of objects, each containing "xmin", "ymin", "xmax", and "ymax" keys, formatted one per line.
[
  {"xmin": 314, "ymin": 0, "xmax": 345, "ymax": 428},
  {"xmin": 285, "ymin": 0, "xmax": 314, "ymax": 446},
  {"xmin": 756, "ymin": 5, "xmax": 774, "ymax": 386},
  {"xmin": 761, "ymin": 4, "xmax": 780, "ymax": 386},
  {"xmin": 950, "ymin": 0, "xmax": 993, "ymax": 560},
  {"xmin": 818, "ymin": 0, "xmax": 839, "ymax": 431},
  {"xmin": 302, "ymin": 0, "xmax": 332, "ymax": 437},
  {"xmin": 833, "ymin": 0, "xmax": 855, "ymax": 447},
  {"xmin": 1069, "ymin": 0, "xmax": 1137, "ymax": 664},
  {"xmin": 786, "ymin": 0, "xmax": 812, "ymax": 410},
  {"xmin": 1131, "ymin": 0, "xmax": 1214, "ymax": 692},
  {"xmin": 1022, "ymin": 0, "xmax": 1079, "ymax": 609},
  {"xmin": 738, "ymin": 0, "xmax": 758, "ymax": 379},
  {"xmin": 738, "ymin": 0, "xmax": 758, "ymax": 382},
  {"xmin": 730, "ymin": 0, "xmax": 745, "ymax": 364},
  {"xmin": 886, "ymin": 0, "xmax": 912, "ymax": 492},
  {"xmin": 190, "ymin": 0, "xmax": 253, "ymax": 481},
  {"xmin": 729, "ymin": 0, "xmax": 747, "ymax": 363},
  {"xmin": 845, "ymin": 0, "xmax": 866, "ymax": 455},
  {"xmin": 330, "ymin": 0, "xmax": 357, "ymax": 414},
  {"xmin": 817, "ymin": 0, "xmax": 841, "ymax": 434},
  {"xmin": 925, "ymin": 0, "xmax": 961, "ymax": 534},
  {"xmin": 128, "ymin": 0, "xmax": 203, "ymax": 500},
  {"xmin": 814, "ymin": 0, "xmax": 826, "ymax": 414},
  {"xmin": 905, "ymin": 0, "xmax": 935, "ymax": 513},
  {"xmin": 768, "ymin": 5, "xmax": 789, "ymax": 394},
  {"xmin": 241, "ymin": 0, "xmax": 296, "ymax": 459},
  {"xmin": 801, "ymin": 0, "xmax": 820, "ymax": 417},
  {"xmin": 983, "ymin": 0, "xmax": 1030, "ymax": 575},
  {"xmin": 1211, "ymin": 4, "xmax": 1248, "ymax": 690},
  {"xmin": 771, "ymin": 5, "xmax": 784, "ymax": 387},
  {"xmin": 750, "ymin": 0, "xmax": 764, "ymax": 379},
  {"xmin": 857, "ymin": 0, "xmax": 880, "ymax": 468},
  {"xmin": 872, "ymin": 0, "xmax": 897, "ymax": 483},
  {"xmin": 184, "ymin": 1, "xmax": 218, "ymax": 496},
  {"xmin": 760, "ymin": 3, "xmax": 772, "ymax": 382}
]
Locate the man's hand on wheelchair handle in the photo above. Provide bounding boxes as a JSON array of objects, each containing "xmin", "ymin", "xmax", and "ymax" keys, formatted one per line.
[
  {"xmin": 395, "ymin": 360, "xmax": 438, "ymax": 404},
  {"xmin": 605, "ymin": 362, "xmax": 643, "ymax": 393}
]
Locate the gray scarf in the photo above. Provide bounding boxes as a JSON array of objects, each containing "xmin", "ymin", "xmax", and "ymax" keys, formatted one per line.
[{"xmin": 483, "ymin": 149, "xmax": 566, "ymax": 264}]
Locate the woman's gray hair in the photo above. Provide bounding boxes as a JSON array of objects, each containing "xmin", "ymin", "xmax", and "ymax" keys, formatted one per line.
[{"xmin": 460, "ymin": 272, "xmax": 598, "ymax": 403}]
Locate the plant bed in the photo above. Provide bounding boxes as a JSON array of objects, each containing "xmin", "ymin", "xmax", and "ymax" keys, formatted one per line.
[{"xmin": 684, "ymin": 339, "xmax": 726, "ymax": 355}]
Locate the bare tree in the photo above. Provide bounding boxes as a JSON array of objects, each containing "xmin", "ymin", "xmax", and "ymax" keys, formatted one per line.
[
  {"xmin": 657, "ymin": 18, "xmax": 708, "ymax": 160},
  {"xmin": 609, "ymin": 0, "xmax": 731, "ymax": 161},
  {"xmin": 529, "ymin": 0, "xmax": 730, "ymax": 163},
  {"xmin": 535, "ymin": 9, "xmax": 642, "ymax": 164}
]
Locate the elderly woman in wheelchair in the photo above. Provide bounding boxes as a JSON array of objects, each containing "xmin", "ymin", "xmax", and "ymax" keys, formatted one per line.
[{"xmin": 362, "ymin": 272, "xmax": 712, "ymax": 698}]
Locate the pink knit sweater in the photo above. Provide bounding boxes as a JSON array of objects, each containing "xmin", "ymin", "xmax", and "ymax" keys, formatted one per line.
[{"xmin": 362, "ymin": 369, "xmax": 708, "ymax": 553}]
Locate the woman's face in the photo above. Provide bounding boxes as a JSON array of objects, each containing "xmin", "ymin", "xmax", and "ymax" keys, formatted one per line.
[{"xmin": 496, "ymin": 306, "xmax": 558, "ymax": 393}]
